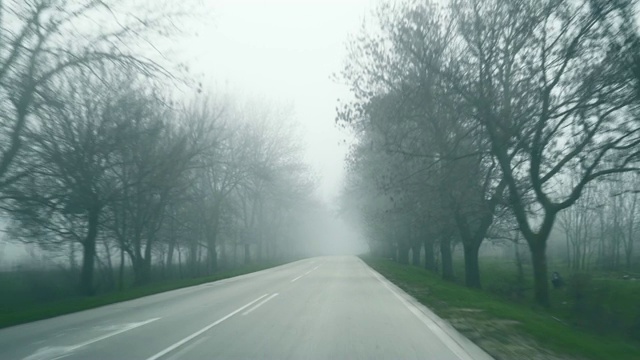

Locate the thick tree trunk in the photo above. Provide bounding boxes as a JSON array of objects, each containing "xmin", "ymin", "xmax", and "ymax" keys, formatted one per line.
[
  {"xmin": 423, "ymin": 237, "xmax": 436, "ymax": 271},
  {"xmin": 440, "ymin": 236, "xmax": 454, "ymax": 281},
  {"xmin": 103, "ymin": 241, "xmax": 115, "ymax": 290},
  {"xmin": 531, "ymin": 240, "xmax": 550, "ymax": 308},
  {"xmin": 132, "ymin": 257, "xmax": 151, "ymax": 286},
  {"xmin": 132, "ymin": 261, "xmax": 144, "ymax": 285},
  {"xmin": 189, "ymin": 239, "xmax": 199, "ymax": 277},
  {"xmin": 166, "ymin": 238, "xmax": 175, "ymax": 276},
  {"xmin": 79, "ymin": 207, "xmax": 100, "ymax": 296},
  {"xmin": 131, "ymin": 238, "xmax": 154, "ymax": 286},
  {"xmin": 463, "ymin": 242, "xmax": 481, "ymax": 288}
]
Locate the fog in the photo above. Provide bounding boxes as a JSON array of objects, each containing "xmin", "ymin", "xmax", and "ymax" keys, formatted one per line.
[
  {"xmin": 0, "ymin": 0, "xmax": 374, "ymax": 271},
  {"xmin": 175, "ymin": 0, "xmax": 373, "ymax": 203},
  {"xmin": 164, "ymin": 0, "xmax": 373, "ymax": 256}
]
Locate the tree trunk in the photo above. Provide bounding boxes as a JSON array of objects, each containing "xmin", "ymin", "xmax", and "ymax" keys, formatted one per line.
[
  {"xmin": 440, "ymin": 236, "xmax": 454, "ymax": 281},
  {"xmin": 79, "ymin": 207, "xmax": 100, "ymax": 296},
  {"xmin": 103, "ymin": 241, "xmax": 115, "ymax": 290},
  {"xmin": 143, "ymin": 242, "xmax": 153, "ymax": 282},
  {"xmin": 626, "ymin": 197, "xmax": 635, "ymax": 269},
  {"xmin": 166, "ymin": 238, "xmax": 175, "ymax": 277},
  {"xmin": 565, "ymin": 231, "xmax": 571, "ymax": 269},
  {"xmin": 208, "ymin": 243, "xmax": 218, "ymax": 274},
  {"xmin": 207, "ymin": 218, "xmax": 219, "ymax": 274},
  {"xmin": 119, "ymin": 246, "xmax": 125, "ymax": 291},
  {"xmin": 132, "ymin": 257, "xmax": 151, "ymax": 286},
  {"xmin": 70, "ymin": 241, "xmax": 77, "ymax": 271},
  {"xmin": 423, "ymin": 237, "xmax": 436, "ymax": 271},
  {"xmin": 515, "ymin": 242, "xmax": 524, "ymax": 285},
  {"xmin": 167, "ymin": 212, "xmax": 176, "ymax": 277},
  {"xmin": 131, "ymin": 237, "xmax": 153, "ymax": 286},
  {"xmin": 463, "ymin": 242, "xmax": 481, "ymax": 288},
  {"xmin": 189, "ymin": 239, "xmax": 198, "ymax": 277},
  {"xmin": 177, "ymin": 247, "xmax": 183, "ymax": 278},
  {"xmin": 531, "ymin": 240, "xmax": 550, "ymax": 308}
]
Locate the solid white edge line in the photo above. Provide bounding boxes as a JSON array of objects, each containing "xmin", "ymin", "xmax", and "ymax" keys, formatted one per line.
[
  {"xmin": 241, "ymin": 293, "xmax": 279, "ymax": 316},
  {"xmin": 365, "ymin": 264, "xmax": 491, "ymax": 360},
  {"xmin": 145, "ymin": 294, "xmax": 269, "ymax": 360}
]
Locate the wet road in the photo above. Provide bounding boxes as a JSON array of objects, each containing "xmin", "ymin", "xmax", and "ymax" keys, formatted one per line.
[{"xmin": 0, "ymin": 256, "xmax": 493, "ymax": 360}]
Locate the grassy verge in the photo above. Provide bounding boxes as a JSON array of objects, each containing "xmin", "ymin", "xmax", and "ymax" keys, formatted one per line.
[
  {"xmin": 362, "ymin": 256, "xmax": 640, "ymax": 360},
  {"xmin": 0, "ymin": 261, "xmax": 287, "ymax": 329}
]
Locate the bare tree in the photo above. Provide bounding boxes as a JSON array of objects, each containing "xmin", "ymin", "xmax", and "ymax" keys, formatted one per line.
[
  {"xmin": 338, "ymin": 0, "xmax": 509, "ymax": 286},
  {"xmin": 451, "ymin": 0, "xmax": 640, "ymax": 306},
  {"xmin": 4, "ymin": 67, "xmax": 138, "ymax": 295},
  {"xmin": 0, "ymin": 0, "xmax": 174, "ymax": 192}
]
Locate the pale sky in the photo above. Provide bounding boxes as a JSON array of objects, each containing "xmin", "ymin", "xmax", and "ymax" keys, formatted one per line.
[{"xmin": 176, "ymin": 0, "xmax": 375, "ymax": 205}]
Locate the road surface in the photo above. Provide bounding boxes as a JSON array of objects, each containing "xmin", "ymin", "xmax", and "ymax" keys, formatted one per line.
[{"xmin": 0, "ymin": 256, "xmax": 493, "ymax": 360}]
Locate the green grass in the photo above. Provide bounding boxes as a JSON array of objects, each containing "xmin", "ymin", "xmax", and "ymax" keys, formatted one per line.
[
  {"xmin": 0, "ymin": 261, "xmax": 287, "ymax": 329},
  {"xmin": 448, "ymin": 256, "xmax": 640, "ymax": 338},
  {"xmin": 363, "ymin": 256, "xmax": 640, "ymax": 360}
]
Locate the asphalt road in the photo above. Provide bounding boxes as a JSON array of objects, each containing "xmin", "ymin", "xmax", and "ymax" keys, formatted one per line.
[{"xmin": 0, "ymin": 256, "xmax": 493, "ymax": 360}]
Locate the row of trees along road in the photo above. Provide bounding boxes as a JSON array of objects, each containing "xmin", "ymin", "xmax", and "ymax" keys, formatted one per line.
[
  {"xmin": 0, "ymin": 1, "xmax": 316, "ymax": 296},
  {"xmin": 338, "ymin": 0, "xmax": 640, "ymax": 307}
]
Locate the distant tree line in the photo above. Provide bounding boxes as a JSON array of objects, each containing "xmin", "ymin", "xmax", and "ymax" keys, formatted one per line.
[
  {"xmin": 0, "ymin": 0, "xmax": 316, "ymax": 295},
  {"xmin": 338, "ymin": 0, "xmax": 640, "ymax": 307}
]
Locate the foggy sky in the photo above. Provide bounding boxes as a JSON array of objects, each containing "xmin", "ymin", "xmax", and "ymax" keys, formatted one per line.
[{"xmin": 176, "ymin": 0, "xmax": 374, "ymax": 205}]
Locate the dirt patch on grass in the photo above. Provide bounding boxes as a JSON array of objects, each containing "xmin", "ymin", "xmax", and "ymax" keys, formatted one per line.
[
  {"xmin": 388, "ymin": 276, "xmax": 582, "ymax": 359},
  {"xmin": 444, "ymin": 307, "xmax": 581, "ymax": 360}
]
